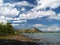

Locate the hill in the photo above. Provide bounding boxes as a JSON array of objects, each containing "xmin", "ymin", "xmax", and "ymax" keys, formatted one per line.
[{"xmin": 15, "ymin": 28, "xmax": 42, "ymax": 34}]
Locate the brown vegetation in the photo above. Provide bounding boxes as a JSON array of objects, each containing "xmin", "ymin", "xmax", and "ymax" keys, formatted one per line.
[{"xmin": 0, "ymin": 35, "xmax": 40, "ymax": 42}]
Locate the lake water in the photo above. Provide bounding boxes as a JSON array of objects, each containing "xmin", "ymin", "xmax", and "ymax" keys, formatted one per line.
[{"xmin": 23, "ymin": 33, "xmax": 60, "ymax": 45}]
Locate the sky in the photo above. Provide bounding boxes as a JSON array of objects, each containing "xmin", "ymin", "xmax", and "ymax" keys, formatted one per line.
[{"xmin": 0, "ymin": 0, "xmax": 60, "ymax": 31}]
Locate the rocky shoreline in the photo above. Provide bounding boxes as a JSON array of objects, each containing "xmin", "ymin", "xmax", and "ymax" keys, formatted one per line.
[
  {"xmin": 0, "ymin": 35, "xmax": 40, "ymax": 45},
  {"xmin": 0, "ymin": 39, "xmax": 38, "ymax": 45}
]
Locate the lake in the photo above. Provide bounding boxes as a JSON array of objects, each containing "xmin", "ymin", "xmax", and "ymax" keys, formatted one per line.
[{"xmin": 23, "ymin": 33, "xmax": 60, "ymax": 45}]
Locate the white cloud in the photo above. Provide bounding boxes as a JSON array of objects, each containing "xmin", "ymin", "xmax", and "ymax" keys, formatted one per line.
[
  {"xmin": 37, "ymin": 10, "xmax": 56, "ymax": 17},
  {"xmin": 42, "ymin": 25, "xmax": 60, "ymax": 31},
  {"xmin": 11, "ymin": 24, "xmax": 26, "ymax": 29},
  {"xmin": 32, "ymin": 24, "xmax": 60, "ymax": 31},
  {"xmin": 0, "ymin": 6, "xmax": 19, "ymax": 17},
  {"xmin": 21, "ymin": 8, "xmax": 26, "ymax": 11},
  {"xmin": 50, "ymin": 3, "xmax": 60, "ymax": 9},
  {"xmin": 0, "ymin": 15, "xmax": 27, "ymax": 23},
  {"xmin": 20, "ymin": 11, "xmax": 37, "ymax": 19},
  {"xmin": 0, "ymin": 19, "xmax": 7, "ymax": 24},
  {"xmin": 0, "ymin": 0, "xmax": 34, "ymax": 24},
  {"xmin": 32, "ymin": 24, "xmax": 45, "ymax": 27},
  {"xmin": 20, "ymin": 10, "xmax": 56, "ymax": 19},
  {"xmin": 36, "ymin": 0, "xmax": 60, "ymax": 10},
  {"xmin": 0, "ymin": 0, "xmax": 60, "ymax": 29},
  {"xmin": 11, "ymin": 24, "xmax": 19, "ymax": 26},
  {"xmin": 19, "ymin": 0, "xmax": 60, "ymax": 20},
  {"xmin": 0, "ymin": 1, "xmax": 20, "ymax": 20},
  {"xmin": 12, "ymin": 20, "xmax": 27, "ymax": 23},
  {"xmin": 0, "ymin": 0, "xmax": 3, "ymax": 4},
  {"xmin": 14, "ymin": 1, "xmax": 34, "ymax": 7},
  {"xmin": 49, "ymin": 13, "xmax": 60, "ymax": 20},
  {"xmin": 11, "ymin": 24, "xmax": 25, "ymax": 26},
  {"xmin": 0, "ymin": 15, "xmax": 14, "ymax": 20},
  {"xmin": 3, "ymin": 3, "xmax": 15, "ymax": 8}
]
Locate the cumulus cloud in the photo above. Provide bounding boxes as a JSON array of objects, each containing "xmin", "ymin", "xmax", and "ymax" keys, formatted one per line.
[
  {"xmin": 20, "ymin": 10, "xmax": 56, "ymax": 19},
  {"xmin": 0, "ymin": 0, "xmax": 34, "ymax": 23},
  {"xmin": 0, "ymin": 19, "xmax": 7, "ymax": 24},
  {"xmin": 21, "ymin": 8, "xmax": 26, "ymax": 11},
  {"xmin": 11, "ymin": 24, "xmax": 19, "ymax": 26},
  {"xmin": 20, "ymin": 11, "xmax": 37, "ymax": 19},
  {"xmin": 0, "ymin": 0, "xmax": 60, "ymax": 30},
  {"xmin": 0, "ymin": 0, "xmax": 3, "ymax": 4},
  {"xmin": 32, "ymin": 24, "xmax": 46, "ymax": 27},
  {"xmin": 11, "ymin": 23, "xmax": 26, "ymax": 29},
  {"xmin": 11, "ymin": 24, "xmax": 25, "ymax": 26},
  {"xmin": 12, "ymin": 20, "xmax": 27, "ymax": 23},
  {"xmin": 32, "ymin": 24, "xmax": 60, "ymax": 31},
  {"xmin": 41, "ymin": 25, "xmax": 60, "ymax": 31},
  {"xmin": 0, "ymin": 16, "xmax": 14, "ymax": 20},
  {"xmin": 19, "ymin": 0, "xmax": 60, "ymax": 20},
  {"xmin": 36, "ymin": 0, "xmax": 60, "ymax": 10},
  {"xmin": 48, "ymin": 13, "xmax": 60, "ymax": 20},
  {"xmin": 14, "ymin": 1, "xmax": 34, "ymax": 7},
  {"xmin": 0, "ymin": 7, "xmax": 19, "ymax": 17},
  {"xmin": 0, "ymin": 2, "xmax": 20, "ymax": 17},
  {"xmin": 0, "ymin": 0, "xmax": 20, "ymax": 24}
]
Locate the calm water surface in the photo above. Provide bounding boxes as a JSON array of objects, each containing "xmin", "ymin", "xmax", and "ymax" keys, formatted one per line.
[{"xmin": 23, "ymin": 33, "xmax": 60, "ymax": 45}]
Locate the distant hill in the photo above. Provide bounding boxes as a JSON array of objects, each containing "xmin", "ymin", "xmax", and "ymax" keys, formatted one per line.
[{"xmin": 15, "ymin": 28, "xmax": 42, "ymax": 34}]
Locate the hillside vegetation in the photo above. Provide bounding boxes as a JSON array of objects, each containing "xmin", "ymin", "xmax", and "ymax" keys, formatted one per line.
[{"xmin": 15, "ymin": 28, "xmax": 42, "ymax": 34}]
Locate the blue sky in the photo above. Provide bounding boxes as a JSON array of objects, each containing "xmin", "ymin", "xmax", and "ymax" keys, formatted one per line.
[{"xmin": 0, "ymin": 0, "xmax": 60, "ymax": 31}]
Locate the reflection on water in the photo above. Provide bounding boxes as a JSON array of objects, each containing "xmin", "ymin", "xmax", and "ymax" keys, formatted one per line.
[{"xmin": 23, "ymin": 33, "xmax": 60, "ymax": 45}]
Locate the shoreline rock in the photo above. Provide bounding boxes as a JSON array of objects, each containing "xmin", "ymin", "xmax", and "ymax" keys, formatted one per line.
[
  {"xmin": 0, "ymin": 35, "xmax": 40, "ymax": 42},
  {"xmin": 0, "ymin": 39, "xmax": 38, "ymax": 45}
]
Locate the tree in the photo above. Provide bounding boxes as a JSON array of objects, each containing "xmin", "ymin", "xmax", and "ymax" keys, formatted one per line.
[
  {"xmin": 0, "ymin": 22, "xmax": 15, "ymax": 35},
  {"xmin": 6, "ymin": 23, "xmax": 14, "ymax": 34}
]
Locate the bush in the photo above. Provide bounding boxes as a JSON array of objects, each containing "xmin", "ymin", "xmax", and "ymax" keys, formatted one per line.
[{"xmin": 0, "ymin": 22, "xmax": 15, "ymax": 35}]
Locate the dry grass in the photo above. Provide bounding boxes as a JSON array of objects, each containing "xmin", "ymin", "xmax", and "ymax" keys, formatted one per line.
[{"xmin": 0, "ymin": 35, "xmax": 37, "ymax": 42}]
